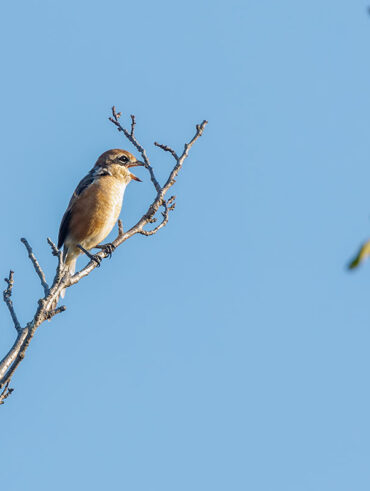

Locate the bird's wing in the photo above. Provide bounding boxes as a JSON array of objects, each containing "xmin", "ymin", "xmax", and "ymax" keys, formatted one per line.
[
  {"xmin": 58, "ymin": 208, "xmax": 72, "ymax": 249},
  {"xmin": 57, "ymin": 167, "xmax": 112, "ymax": 249}
]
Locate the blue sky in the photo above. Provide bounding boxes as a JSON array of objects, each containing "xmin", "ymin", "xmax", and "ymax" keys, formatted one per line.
[{"xmin": 1, "ymin": 1, "xmax": 370, "ymax": 490}]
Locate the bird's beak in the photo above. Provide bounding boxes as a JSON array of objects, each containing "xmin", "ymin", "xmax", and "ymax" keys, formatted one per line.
[
  {"xmin": 130, "ymin": 173, "xmax": 142, "ymax": 182},
  {"xmin": 127, "ymin": 160, "xmax": 145, "ymax": 168},
  {"xmin": 128, "ymin": 160, "xmax": 144, "ymax": 182}
]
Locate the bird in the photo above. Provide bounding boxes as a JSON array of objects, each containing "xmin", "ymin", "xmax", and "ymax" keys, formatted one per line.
[{"xmin": 58, "ymin": 149, "xmax": 144, "ymax": 292}]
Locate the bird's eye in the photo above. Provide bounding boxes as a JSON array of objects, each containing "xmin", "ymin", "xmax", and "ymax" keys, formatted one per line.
[{"xmin": 118, "ymin": 155, "xmax": 129, "ymax": 164}]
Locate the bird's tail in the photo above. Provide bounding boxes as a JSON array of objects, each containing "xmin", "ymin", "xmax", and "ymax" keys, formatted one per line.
[
  {"xmin": 49, "ymin": 249, "xmax": 77, "ymax": 315},
  {"xmin": 60, "ymin": 254, "xmax": 76, "ymax": 299}
]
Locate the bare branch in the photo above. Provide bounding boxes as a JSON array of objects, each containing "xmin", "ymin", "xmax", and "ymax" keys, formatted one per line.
[
  {"xmin": 47, "ymin": 237, "xmax": 59, "ymax": 256},
  {"xmin": 47, "ymin": 237, "xmax": 65, "ymax": 280},
  {"xmin": 118, "ymin": 219, "xmax": 124, "ymax": 237},
  {"xmin": 45, "ymin": 305, "xmax": 67, "ymax": 321},
  {"xmin": 3, "ymin": 271, "xmax": 22, "ymax": 334},
  {"xmin": 0, "ymin": 382, "xmax": 14, "ymax": 405},
  {"xmin": 21, "ymin": 238, "xmax": 49, "ymax": 295},
  {"xmin": 130, "ymin": 114, "xmax": 136, "ymax": 137},
  {"xmin": 111, "ymin": 105, "xmax": 121, "ymax": 121},
  {"xmin": 154, "ymin": 141, "xmax": 179, "ymax": 160},
  {"xmin": 0, "ymin": 108, "xmax": 207, "ymax": 404},
  {"xmin": 161, "ymin": 120, "xmax": 208, "ymax": 197},
  {"xmin": 0, "ymin": 328, "xmax": 28, "ymax": 386},
  {"xmin": 110, "ymin": 106, "xmax": 162, "ymax": 193},
  {"xmin": 140, "ymin": 197, "xmax": 176, "ymax": 236}
]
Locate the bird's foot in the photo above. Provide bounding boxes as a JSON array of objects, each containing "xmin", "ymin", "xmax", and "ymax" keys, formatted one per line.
[
  {"xmin": 95, "ymin": 242, "xmax": 116, "ymax": 259},
  {"xmin": 77, "ymin": 245, "xmax": 102, "ymax": 267}
]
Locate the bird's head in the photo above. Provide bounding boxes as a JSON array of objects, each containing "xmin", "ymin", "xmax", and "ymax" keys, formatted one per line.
[{"xmin": 94, "ymin": 149, "xmax": 144, "ymax": 183}]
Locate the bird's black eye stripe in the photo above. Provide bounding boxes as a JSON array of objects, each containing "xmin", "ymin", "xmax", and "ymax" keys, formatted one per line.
[{"xmin": 118, "ymin": 155, "xmax": 129, "ymax": 164}]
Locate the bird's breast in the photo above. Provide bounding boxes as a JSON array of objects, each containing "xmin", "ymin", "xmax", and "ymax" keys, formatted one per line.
[{"xmin": 67, "ymin": 176, "xmax": 127, "ymax": 249}]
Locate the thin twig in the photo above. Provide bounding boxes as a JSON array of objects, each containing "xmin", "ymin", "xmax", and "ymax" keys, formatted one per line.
[
  {"xmin": 0, "ymin": 381, "xmax": 14, "ymax": 405},
  {"xmin": 45, "ymin": 305, "xmax": 67, "ymax": 320},
  {"xmin": 140, "ymin": 197, "xmax": 176, "ymax": 236},
  {"xmin": 47, "ymin": 237, "xmax": 64, "ymax": 279},
  {"xmin": 130, "ymin": 114, "xmax": 136, "ymax": 137},
  {"xmin": 3, "ymin": 271, "xmax": 22, "ymax": 334},
  {"xmin": 154, "ymin": 142, "xmax": 179, "ymax": 160},
  {"xmin": 118, "ymin": 219, "xmax": 124, "ymax": 237},
  {"xmin": 110, "ymin": 106, "xmax": 162, "ymax": 193},
  {"xmin": 47, "ymin": 237, "xmax": 59, "ymax": 256},
  {"xmin": 21, "ymin": 238, "xmax": 49, "ymax": 295}
]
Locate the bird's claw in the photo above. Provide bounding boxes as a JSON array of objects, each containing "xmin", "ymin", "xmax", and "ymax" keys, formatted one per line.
[
  {"xmin": 103, "ymin": 243, "xmax": 115, "ymax": 258},
  {"xmin": 91, "ymin": 254, "xmax": 102, "ymax": 267},
  {"xmin": 95, "ymin": 242, "xmax": 116, "ymax": 258},
  {"xmin": 77, "ymin": 244, "xmax": 102, "ymax": 267}
]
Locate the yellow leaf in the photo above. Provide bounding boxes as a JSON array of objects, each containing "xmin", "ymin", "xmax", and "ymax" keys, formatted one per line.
[{"xmin": 348, "ymin": 240, "xmax": 370, "ymax": 269}]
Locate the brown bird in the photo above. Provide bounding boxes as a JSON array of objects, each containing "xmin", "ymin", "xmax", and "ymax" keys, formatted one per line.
[{"xmin": 58, "ymin": 149, "xmax": 143, "ymax": 291}]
